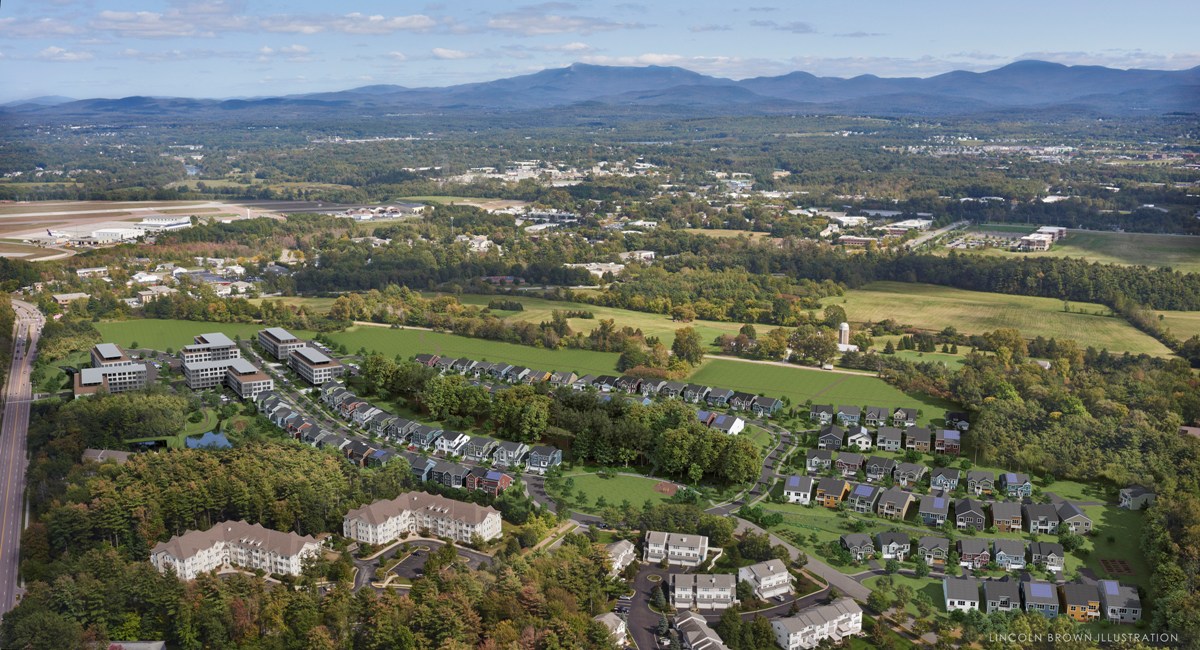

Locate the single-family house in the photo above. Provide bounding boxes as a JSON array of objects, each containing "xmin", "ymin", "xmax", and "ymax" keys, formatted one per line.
[
  {"xmin": 572, "ymin": 375, "xmax": 597, "ymax": 391},
  {"xmin": 894, "ymin": 462, "xmax": 928, "ymax": 488},
  {"xmin": 1057, "ymin": 502, "xmax": 1092, "ymax": 534},
  {"xmin": 993, "ymin": 539, "xmax": 1027, "ymax": 570},
  {"xmin": 816, "ymin": 478, "xmax": 851, "ymax": 508},
  {"xmin": 864, "ymin": 406, "xmax": 889, "ymax": 427},
  {"xmin": 840, "ymin": 534, "xmax": 875, "ymax": 562},
  {"xmin": 919, "ymin": 492, "xmax": 950, "ymax": 527},
  {"xmin": 892, "ymin": 407, "xmax": 918, "ymax": 427},
  {"xmin": 464, "ymin": 436, "xmax": 498, "ymax": 462},
  {"xmin": 984, "ymin": 578, "xmax": 1022, "ymax": 613},
  {"xmin": 683, "ymin": 384, "xmax": 711, "ymax": 403},
  {"xmin": 1060, "ymin": 583, "xmax": 1101, "ymax": 623},
  {"xmin": 845, "ymin": 427, "xmax": 872, "ymax": 451},
  {"xmin": 465, "ymin": 468, "xmax": 513, "ymax": 496},
  {"xmin": 729, "ymin": 392, "xmax": 757, "ymax": 411},
  {"xmin": 836, "ymin": 405, "xmax": 862, "ymax": 426},
  {"xmin": 818, "ymin": 425, "xmax": 845, "ymax": 451},
  {"xmin": 738, "ymin": 560, "xmax": 794, "ymax": 600},
  {"xmin": 943, "ymin": 577, "xmax": 982, "ymax": 612},
  {"xmin": 751, "ymin": 396, "xmax": 782, "ymax": 418},
  {"xmin": 966, "ymin": 470, "xmax": 995, "ymax": 496},
  {"xmin": 876, "ymin": 427, "xmax": 903, "ymax": 452},
  {"xmin": 847, "ymin": 483, "xmax": 881, "ymax": 513},
  {"xmin": 1024, "ymin": 504, "xmax": 1059, "ymax": 535},
  {"xmin": 613, "ymin": 376, "xmax": 641, "ymax": 393},
  {"xmin": 935, "ymin": 430, "xmax": 961, "ymax": 455},
  {"xmin": 493, "ymin": 441, "xmax": 530, "ymax": 467},
  {"xmin": 429, "ymin": 461, "xmax": 471, "ymax": 489},
  {"xmin": 930, "ymin": 467, "xmax": 961, "ymax": 491},
  {"xmin": 991, "ymin": 501, "xmax": 1023, "ymax": 532},
  {"xmin": 864, "ymin": 456, "xmax": 896, "ymax": 482},
  {"xmin": 876, "ymin": 532, "xmax": 910, "ymax": 561},
  {"xmin": 408, "ymin": 424, "xmax": 443, "ymax": 450},
  {"xmin": 639, "ymin": 379, "xmax": 666, "ymax": 396},
  {"xmin": 1118, "ymin": 485, "xmax": 1156, "ymax": 511},
  {"xmin": 809, "ymin": 404, "xmax": 834, "ymax": 425},
  {"xmin": 704, "ymin": 388, "xmax": 733, "ymax": 407},
  {"xmin": 958, "ymin": 538, "xmax": 991, "ymax": 570},
  {"xmin": 806, "ymin": 449, "xmax": 834, "ymax": 473},
  {"xmin": 1000, "ymin": 472, "xmax": 1033, "ymax": 498},
  {"xmin": 1023, "ymin": 581, "xmax": 1059, "ymax": 618},
  {"xmin": 1098, "ymin": 580, "xmax": 1141, "ymax": 624},
  {"xmin": 783, "ymin": 475, "xmax": 815, "ymax": 505},
  {"xmin": 836, "ymin": 453, "xmax": 865, "ymax": 478},
  {"xmin": 1030, "ymin": 541, "xmax": 1066, "ymax": 573},
  {"xmin": 905, "ymin": 427, "xmax": 932, "ymax": 452},
  {"xmin": 946, "ymin": 411, "xmax": 970, "ymax": 431},
  {"xmin": 659, "ymin": 381, "xmax": 687, "ymax": 399},
  {"xmin": 592, "ymin": 375, "xmax": 618, "ymax": 392},
  {"xmin": 526, "ymin": 445, "xmax": 563, "ymax": 474},
  {"xmin": 956, "ymin": 498, "xmax": 987, "ymax": 531},
  {"xmin": 436, "ymin": 430, "xmax": 470, "ymax": 456},
  {"xmin": 877, "ymin": 489, "xmax": 915, "ymax": 520},
  {"xmin": 918, "ymin": 536, "xmax": 950, "ymax": 567}
]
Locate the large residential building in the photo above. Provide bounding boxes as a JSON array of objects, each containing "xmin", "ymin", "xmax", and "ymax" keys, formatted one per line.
[
  {"xmin": 342, "ymin": 491, "xmax": 502, "ymax": 545},
  {"xmin": 670, "ymin": 573, "xmax": 738, "ymax": 610},
  {"xmin": 149, "ymin": 520, "xmax": 320, "ymax": 580},
  {"xmin": 289, "ymin": 346, "xmax": 345, "ymax": 385},
  {"xmin": 225, "ymin": 358, "xmax": 275, "ymax": 400},
  {"xmin": 738, "ymin": 560, "xmax": 793, "ymax": 600},
  {"xmin": 258, "ymin": 327, "xmax": 307, "ymax": 360},
  {"xmin": 771, "ymin": 599, "xmax": 863, "ymax": 650},
  {"xmin": 644, "ymin": 531, "xmax": 709, "ymax": 567},
  {"xmin": 184, "ymin": 359, "xmax": 237, "ymax": 390}
]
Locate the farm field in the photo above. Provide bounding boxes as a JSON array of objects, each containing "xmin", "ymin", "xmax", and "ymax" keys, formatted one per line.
[
  {"xmin": 824, "ymin": 282, "xmax": 1173, "ymax": 357},
  {"xmin": 95, "ymin": 319, "xmax": 314, "ymax": 352},
  {"xmin": 1158, "ymin": 310, "xmax": 1200, "ymax": 341},
  {"xmin": 324, "ymin": 325, "xmax": 623, "ymax": 376},
  {"xmin": 966, "ymin": 230, "xmax": 1200, "ymax": 273},
  {"xmin": 688, "ymin": 359, "xmax": 952, "ymax": 424},
  {"xmin": 545, "ymin": 472, "xmax": 676, "ymax": 514},
  {"xmin": 450, "ymin": 293, "xmax": 745, "ymax": 349}
]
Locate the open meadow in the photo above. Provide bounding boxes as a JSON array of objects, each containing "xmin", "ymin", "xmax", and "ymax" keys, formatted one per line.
[
  {"xmin": 1157, "ymin": 310, "xmax": 1200, "ymax": 341},
  {"xmin": 825, "ymin": 282, "xmax": 1173, "ymax": 356},
  {"xmin": 95, "ymin": 319, "xmax": 312, "ymax": 351},
  {"xmin": 960, "ymin": 229, "xmax": 1200, "ymax": 273}
]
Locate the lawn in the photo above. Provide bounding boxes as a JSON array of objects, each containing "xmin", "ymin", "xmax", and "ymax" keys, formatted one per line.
[
  {"xmin": 182, "ymin": 409, "xmax": 219, "ymax": 436},
  {"xmin": 744, "ymin": 425, "xmax": 775, "ymax": 458},
  {"xmin": 682, "ymin": 228, "xmax": 773, "ymax": 240},
  {"xmin": 448, "ymin": 293, "xmax": 745, "ymax": 349},
  {"xmin": 1157, "ymin": 310, "xmax": 1200, "ymax": 341},
  {"xmin": 95, "ymin": 319, "xmax": 315, "ymax": 352},
  {"xmin": 872, "ymin": 335, "xmax": 966, "ymax": 370},
  {"xmin": 546, "ymin": 472, "xmax": 676, "ymax": 513},
  {"xmin": 249, "ymin": 296, "xmax": 339, "ymax": 313},
  {"xmin": 324, "ymin": 325, "xmax": 622, "ymax": 376},
  {"xmin": 969, "ymin": 230, "xmax": 1200, "ymax": 273},
  {"xmin": 824, "ymin": 282, "xmax": 1172, "ymax": 357},
  {"xmin": 687, "ymin": 359, "xmax": 953, "ymax": 425}
]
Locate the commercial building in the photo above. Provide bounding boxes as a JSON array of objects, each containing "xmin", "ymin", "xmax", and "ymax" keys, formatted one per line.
[
  {"xmin": 258, "ymin": 327, "xmax": 306, "ymax": 361},
  {"xmin": 289, "ymin": 346, "xmax": 345, "ymax": 385},
  {"xmin": 225, "ymin": 358, "xmax": 275, "ymax": 400},
  {"xmin": 73, "ymin": 362, "xmax": 149, "ymax": 397},
  {"xmin": 149, "ymin": 520, "xmax": 321, "ymax": 580},
  {"xmin": 91, "ymin": 342, "xmax": 131, "ymax": 367},
  {"xmin": 342, "ymin": 491, "xmax": 502, "ymax": 545},
  {"xmin": 180, "ymin": 332, "xmax": 240, "ymax": 364}
]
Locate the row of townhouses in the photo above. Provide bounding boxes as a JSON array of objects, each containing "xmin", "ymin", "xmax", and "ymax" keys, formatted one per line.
[
  {"xmin": 814, "ymin": 423, "xmax": 961, "ymax": 455},
  {"xmin": 943, "ymin": 577, "xmax": 1140, "ymax": 623},
  {"xmin": 839, "ymin": 532, "xmax": 1068, "ymax": 573},
  {"xmin": 809, "ymin": 404, "xmax": 920, "ymax": 428}
]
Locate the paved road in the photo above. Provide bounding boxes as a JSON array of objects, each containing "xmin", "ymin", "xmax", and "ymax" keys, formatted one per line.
[
  {"xmin": 353, "ymin": 538, "xmax": 492, "ymax": 592},
  {"xmin": 0, "ymin": 299, "xmax": 43, "ymax": 615},
  {"xmin": 905, "ymin": 220, "xmax": 969, "ymax": 249}
]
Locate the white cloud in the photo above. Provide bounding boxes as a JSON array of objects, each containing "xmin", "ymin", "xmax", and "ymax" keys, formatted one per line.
[
  {"xmin": 690, "ymin": 24, "xmax": 732, "ymax": 33},
  {"xmin": 751, "ymin": 20, "xmax": 815, "ymax": 34},
  {"xmin": 834, "ymin": 31, "xmax": 885, "ymax": 38},
  {"xmin": 432, "ymin": 47, "xmax": 470, "ymax": 60},
  {"xmin": 37, "ymin": 46, "xmax": 94, "ymax": 62},
  {"xmin": 0, "ymin": 17, "xmax": 82, "ymax": 38},
  {"xmin": 388, "ymin": 52, "xmax": 408, "ymax": 61},
  {"xmin": 486, "ymin": 6, "xmax": 643, "ymax": 36},
  {"xmin": 262, "ymin": 13, "xmax": 437, "ymax": 35}
]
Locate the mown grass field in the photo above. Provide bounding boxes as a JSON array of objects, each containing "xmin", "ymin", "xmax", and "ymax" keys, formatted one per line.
[
  {"xmin": 825, "ymin": 282, "xmax": 1172, "ymax": 356},
  {"xmin": 1158, "ymin": 310, "xmax": 1200, "ymax": 341},
  {"xmin": 688, "ymin": 359, "xmax": 952, "ymax": 423},
  {"xmin": 968, "ymin": 230, "xmax": 1200, "ymax": 273},
  {"xmin": 545, "ymin": 472, "xmax": 675, "ymax": 513},
  {"xmin": 95, "ymin": 319, "xmax": 314, "ymax": 351},
  {"xmin": 324, "ymin": 325, "xmax": 623, "ymax": 376},
  {"xmin": 683, "ymin": 228, "xmax": 773, "ymax": 239}
]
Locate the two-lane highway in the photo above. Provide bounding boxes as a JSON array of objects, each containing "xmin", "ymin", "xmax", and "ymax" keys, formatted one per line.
[{"xmin": 0, "ymin": 299, "xmax": 44, "ymax": 616}]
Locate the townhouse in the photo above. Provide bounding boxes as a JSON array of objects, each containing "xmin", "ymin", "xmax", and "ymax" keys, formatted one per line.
[
  {"xmin": 738, "ymin": 560, "xmax": 793, "ymax": 600},
  {"xmin": 771, "ymin": 599, "xmax": 862, "ymax": 650},
  {"xmin": 644, "ymin": 531, "xmax": 709, "ymax": 567}
]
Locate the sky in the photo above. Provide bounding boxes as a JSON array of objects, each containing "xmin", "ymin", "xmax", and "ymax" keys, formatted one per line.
[{"xmin": 2, "ymin": 0, "xmax": 1198, "ymax": 102}]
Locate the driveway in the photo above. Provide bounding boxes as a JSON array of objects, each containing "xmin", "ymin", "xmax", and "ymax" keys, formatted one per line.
[
  {"xmin": 353, "ymin": 539, "xmax": 491, "ymax": 591},
  {"xmin": 628, "ymin": 564, "xmax": 670, "ymax": 650}
]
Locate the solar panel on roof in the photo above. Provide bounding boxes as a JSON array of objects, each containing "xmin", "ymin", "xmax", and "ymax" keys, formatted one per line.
[
  {"xmin": 934, "ymin": 497, "xmax": 944, "ymax": 508},
  {"xmin": 1103, "ymin": 581, "xmax": 1119, "ymax": 595},
  {"xmin": 1031, "ymin": 583, "xmax": 1052, "ymax": 598},
  {"xmin": 854, "ymin": 485, "xmax": 872, "ymax": 496}
]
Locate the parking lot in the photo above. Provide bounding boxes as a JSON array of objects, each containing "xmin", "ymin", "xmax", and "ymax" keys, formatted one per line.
[{"xmin": 388, "ymin": 541, "xmax": 491, "ymax": 581}]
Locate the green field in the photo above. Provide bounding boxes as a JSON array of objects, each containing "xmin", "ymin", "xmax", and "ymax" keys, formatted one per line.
[
  {"xmin": 249, "ymin": 296, "xmax": 339, "ymax": 313},
  {"xmin": 1158, "ymin": 310, "xmax": 1200, "ymax": 341},
  {"xmin": 325, "ymin": 325, "xmax": 622, "ymax": 376},
  {"xmin": 968, "ymin": 230, "xmax": 1200, "ymax": 273},
  {"xmin": 95, "ymin": 319, "xmax": 314, "ymax": 352},
  {"xmin": 688, "ymin": 359, "xmax": 951, "ymax": 423},
  {"xmin": 683, "ymin": 228, "xmax": 773, "ymax": 239},
  {"xmin": 546, "ymin": 472, "xmax": 675, "ymax": 513},
  {"xmin": 825, "ymin": 282, "xmax": 1172, "ymax": 357}
]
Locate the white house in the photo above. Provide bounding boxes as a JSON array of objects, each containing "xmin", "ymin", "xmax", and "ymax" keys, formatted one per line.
[
  {"xmin": 150, "ymin": 520, "xmax": 320, "ymax": 580},
  {"xmin": 343, "ymin": 491, "xmax": 502, "ymax": 544},
  {"xmin": 644, "ymin": 531, "xmax": 709, "ymax": 567},
  {"xmin": 783, "ymin": 475, "xmax": 815, "ymax": 505},
  {"xmin": 738, "ymin": 560, "xmax": 793, "ymax": 600},
  {"xmin": 771, "ymin": 599, "xmax": 863, "ymax": 650}
]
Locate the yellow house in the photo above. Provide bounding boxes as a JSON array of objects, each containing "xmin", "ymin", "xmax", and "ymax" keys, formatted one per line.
[{"xmin": 1060, "ymin": 584, "xmax": 1101, "ymax": 622}]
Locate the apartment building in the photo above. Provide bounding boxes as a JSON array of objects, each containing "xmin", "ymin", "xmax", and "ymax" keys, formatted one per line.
[
  {"xmin": 180, "ymin": 332, "xmax": 239, "ymax": 363},
  {"xmin": 643, "ymin": 531, "xmax": 709, "ymax": 567},
  {"xmin": 288, "ymin": 346, "xmax": 345, "ymax": 385},
  {"xmin": 149, "ymin": 520, "xmax": 320, "ymax": 580},
  {"xmin": 342, "ymin": 491, "xmax": 502, "ymax": 545},
  {"xmin": 257, "ymin": 327, "xmax": 306, "ymax": 361}
]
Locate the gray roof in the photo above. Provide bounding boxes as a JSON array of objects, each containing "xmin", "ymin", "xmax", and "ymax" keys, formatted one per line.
[
  {"xmin": 967, "ymin": 470, "xmax": 994, "ymax": 483},
  {"xmin": 956, "ymin": 498, "xmax": 985, "ymax": 518},
  {"xmin": 943, "ymin": 577, "xmax": 981, "ymax": 602},
  {"xmin": 932, "ymin": 467, "xmax": 960, "ymax": 481},
  {"xmin": 875, "ymin": 531, "xmax": 909, "ymax": 547},
  {"xmin": 992, "ymin": 539, "xmax": 1025, "ymax": 557},
  {"xmin": 991, "ymin": 501, "xmax": 1021, "ymax": 520},
  {"xmin": 292, "ymin": 346, "xmax": 334, "ymax": 364},
  {"xmin": 920, "ymin": 493, "xmax": 949, "ymax": 515},
  {"xmin": 918, "ymin": 536, "xmax": 949, "ymax": 552},
  {"xmin": 840, "ymin": 533, "xmax": 873, "ymax": 549},
  {"xmin": 262, "ymin": 327, "xmax": 297, "ymax": 342},
  {"xmin": 958, "ymin": 538, "xmax": 989, "ymax": 555},
  {"xmin": 772, "ymin": 599, "xmax": 861, "ymax": 634},
  {"xmin": 983, "ymin": 578, "xmax": 1021, "ymax": 602},
  {"xmin": 1024, "ymin": 503, "xmax": 1059, "ymax": 520},
  {"xmin": 1060, "ymin": 583, "xmax": 1099, "ymax": 606},
  {"xmin": 1030, "ymin": 541, "xmax": 1064, "ymax": 558},
  {"xmin": 94, "ymin": 342, "xmax": 124, "ymax": 360},
  {"xmin": 876, "ymin": 426, "xmax": 903, "ymax": 442},
  {"xmin": 1023, "ymin": 581, "xmax": 1058, "ymax": 606},
  {"xmin": 878, "ymin": 489, "xmax": 914, "ymax": 510},
  {"xmin": 1098, "ymin": 580, "xmax": 1140, "ymax": 610},
  {"xmin": 1057, "ymin": 502, "xmax": 1089, "ymax": 521}
]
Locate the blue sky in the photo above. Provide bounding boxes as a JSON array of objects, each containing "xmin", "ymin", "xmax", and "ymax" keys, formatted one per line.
[{"xmin": 2, "ymin": 0, "xmax": 1197, "ymax": 101}]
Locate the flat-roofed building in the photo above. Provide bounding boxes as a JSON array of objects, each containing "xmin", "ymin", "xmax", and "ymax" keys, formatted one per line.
[
  {"xmin": 74, "ymin": 362, "xmax": 149, "ymax": 397},
  {"xmin": 150, "ymin": 520, "xmax": 320, "ymax": 580},
  {"xmin": 289, "ymin": 346, "xmax": 344, "ymax": 385},
  {"xmin": 257, "ymin": 327, "xmax": 306, "ymax": 361},
  {"xmin": 225, "ymin": 358, "xmax": 274, "ymax": 400},
  {"xmin": 771, "ymin": 599, "xmax": 863, "ymax": 650},
  {"xmin": 343, "ymin": 491, "xmax": 502, "ymax": 545},
  {"xmin": 184, "ymin": 358, "xmax": 238, "ymax": 390},
  {"xmin": 91, "ymin": 343, "xmax": 131, "ymax": 367},
  {"xmin": 180, "ymin": 332, "xmax": 240, "ymax": 364}
]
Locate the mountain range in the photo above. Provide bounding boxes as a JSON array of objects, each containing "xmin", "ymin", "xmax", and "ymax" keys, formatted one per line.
[{"xmin": 5, "ymin": 60, "xmax": 1198, "ymax": 122}]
